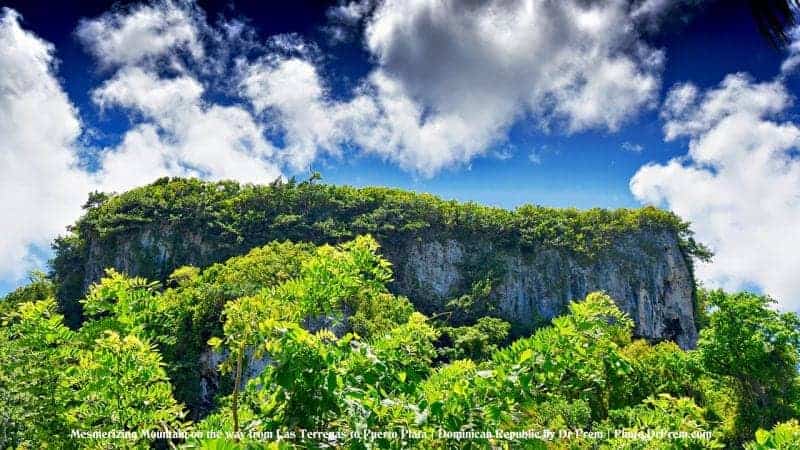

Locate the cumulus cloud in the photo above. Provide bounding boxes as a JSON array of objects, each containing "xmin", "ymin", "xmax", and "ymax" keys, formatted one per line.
[
  {"xmin": 239, "ymin": 53, "xmax": 507, "ymax": 175},
  {"xmin": 0, "ymin": 0, "xmax": 682, "ymax": 289},
  {"xmin": 0, "ymin": 3, "xmax": 285, "ymax": 283},
  {"xmin": 75, "ymin": 0, "xmax": 204, "ymax": 68},
  {"xmin": 364, "ymin": 0, "xmax": 663, "ymax": 130},
  {"xmin": 660, "ymin": 76, "xmax": 788, "ymax": 140},
  {"xmin": 629, "ymin": 0, "xmax": 702, "ymax": 31},
  {"xmin": 353, "ymin": 0, "xmax": 662, "ymax": 173},
  {"xmin": 324, "ymin": 0, "xmax": 374, "ymax": 43},
  {"xmin": 328, "ymin": 0, "xmax": 373, "ymax": 25},
  {"xmin": 74, "ymin": 0, "xmax": 671, "ymax": 178},
  {"xmin": 350, "ymin": 71, "xmax": 511, "ymax": 175},
  {"xmin": 93, "ymin": 68, "xmax": 281, "ymax": 191},
  {"xmin": 622, "ymin": 141, "xmax": 644, "ymax": 153},
  {"xmin": 253, "ymin": 0, "xmax": 665, "ymax": 176},
  {"xmin": 0, "ymin": 9, "xmax": 94, "ymax": 281},
  {"xmin": 631, "ymin": 73, "xmax": 800, "ymax": 309},
  {"xmin": 239, "ymin": 57, "xmax": 352, "ymax": 171},
  {"xmin": 77, "ymin": 1, "xmax": 284, "ymax": 191},
  {"xmin": 781, "ymin": 26, "xmax": 800, "ymax": 74}
]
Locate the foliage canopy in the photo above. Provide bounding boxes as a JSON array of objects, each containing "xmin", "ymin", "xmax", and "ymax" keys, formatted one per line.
[{"xmin": 2, "ymin": 234, "xmax": 797, "ymax": 449}]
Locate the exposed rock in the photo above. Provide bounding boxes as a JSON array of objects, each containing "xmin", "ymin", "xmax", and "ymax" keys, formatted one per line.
[
  {"xmin": 390, "ymin": 230, "xmax": 697, "ymax": 348},
  {"xmin": 197, "ymin": 311, "xmax": 351, "ymax": 412},
  {"xmin": 198, "ymin": 347, "xmax": 273, "ymax": 413},
  {"xmin": 77, "ymin": 227, "xmax": 697, "ymax": 349}
]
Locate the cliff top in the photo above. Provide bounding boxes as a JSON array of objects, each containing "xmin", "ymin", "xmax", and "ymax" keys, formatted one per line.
[{"xmin": 58, "ymin": 176, "xmax": 710, "ymax": 259}]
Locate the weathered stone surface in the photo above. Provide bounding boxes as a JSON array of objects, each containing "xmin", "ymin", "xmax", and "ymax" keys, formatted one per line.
[
  {"xmin": 198, "ymin": 347, "xmax": 273, "ymax": 412},
  {"xmin": 388, "ymin": 230, "xmax": 697, "ymax": 348},
  {"xmin": 80, "ymin": 227, "xmax": 697, "ymax": 349},
  {"xmin": 197, "ymin": 310, "xmax": 351, "ymax": 412}
]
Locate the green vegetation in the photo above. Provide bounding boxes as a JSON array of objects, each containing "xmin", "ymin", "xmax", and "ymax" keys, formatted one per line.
[
  {"xmin": 50, "ymin": 177, "xmax": 711, "ymax": 326},
  {"xmin": 2, "ymin": 234, "xmax": 797, "ymax": 449}
]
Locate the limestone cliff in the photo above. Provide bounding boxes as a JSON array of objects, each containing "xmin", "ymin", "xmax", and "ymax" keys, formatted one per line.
[
  {"xmin": 52, "ymin": 178, "xmax": 704, "ymax": 349},
  {"xmin": 388, "ymin": 230, "xmax": 696, "ymax": 348},
  {"xmin": 69, "ymin": 224, "xmax": 697, "ymax": 349}
]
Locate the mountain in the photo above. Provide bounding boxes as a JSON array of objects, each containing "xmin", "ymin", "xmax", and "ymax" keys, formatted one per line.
[
  {"xmin": 51, "ymin": 176, "xmax": 710, "ymax": 349},
  {"xmin": 8, "ymin": 177, "xmax": 798, "ymax": 449}
]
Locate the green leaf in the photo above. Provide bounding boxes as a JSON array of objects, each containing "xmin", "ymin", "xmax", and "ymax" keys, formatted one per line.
[{"xmin": 755, "ymin": 429, "xmax": 769, "ymax": 445}]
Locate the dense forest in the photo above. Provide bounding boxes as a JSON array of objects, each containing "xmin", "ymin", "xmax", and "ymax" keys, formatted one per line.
[{"xmin": 1, "ymin": 178, "xmax": 799, "ymax": 449}]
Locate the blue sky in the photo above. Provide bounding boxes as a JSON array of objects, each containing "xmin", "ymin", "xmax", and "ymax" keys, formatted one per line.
[
  {"xmin": 2, "ymin": 0, "xmax": 788, "ymax": 209},
  {"xmin": 1, "ymin": 0, "xmax": 800, "ymax": 308}
]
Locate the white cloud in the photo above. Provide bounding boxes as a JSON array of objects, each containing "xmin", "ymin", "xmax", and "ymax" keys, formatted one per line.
[
  {"xmin": 349, "ymin": 71, "xmax": 509, "ymax": 175},
  {"xmin": 75, "ymin": 0, "xmax": 204, "ymax": 68},
  {"xmin": 631, "ymin": 0, "xmax": 675, "ymax": 20},
  {"xmin": 239, "ymin": 58, "xmax": 344, "ymax": 171},
  {"xmin": 329, "ymin": 0, "xmax": 373, "ymax": 25},
  {"xmin": 781, "ymin": 26, "xmax": 800, "ymax": 74},
  {"xmin": 324, "ymin": 0, "xmax": 374, "ymax": 43},
  {"xmin": 241, "ymin": 54, "xmax": 500, "ymax": 176},
  {"xmin": 74, "ymin": 0, "xmax": 671, "ymax": 180},
  {"xmin": 92, "ymin": 67, "xmax": 281, "ymax": 192},
  {"xmin": 365, "ymin": 0, "xmax": 662, "ymax": 129},
  {"xmin": 352, "ymin": 0, "xmax": 662, "ymax": 174},
  {"xmin": 75, "ymin": 1, "xmax": 284, "ymax": 191},
  {"xmin": 622, "ymin": 141, "xmax": 644, "ymax": 152},
  {"xmin": 0, "ymin": 4, "xmax": 284, "ymax": 285},
  {"xmin": 0, "ymin": 0, "xmax": 684, "ymax": 290},
  {"xmin": 631, "ymin": 74, "xmax": 800, "ymax": 309},
  {"xmin": 661, "ymin": 75, "xmax": 788, "ymax": 141},
  {"xmin": 93, "ymin": 66, "xmax": 203, "ymax": 124},
  {"xmin": 0, "ymin": 9, "xmax": 94, "ymax": 281},
  {"xmin": 255, "ymin": 0, "xmax": 665, "ymax": 176}
]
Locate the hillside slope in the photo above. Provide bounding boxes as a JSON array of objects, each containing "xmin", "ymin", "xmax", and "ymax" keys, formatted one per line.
[{"xmin": 51, "ymin": 177, "xmax": 710, "ymax": 348}]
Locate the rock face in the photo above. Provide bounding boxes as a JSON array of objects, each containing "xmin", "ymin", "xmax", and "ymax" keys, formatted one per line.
[
  {"xmin": 198, "ymin": 348, "xmax": 272, "ymax": 412},
  {"xmin": 197, "ymin": 310, "xmax": 351, "ymax": 411},
  {"xmin": 77, "ymin": 225, "xmax": 698, "ymax": 349},
  {"xmin": 388, "ymin": 230, "xmax": 697, "ymax": 348}
]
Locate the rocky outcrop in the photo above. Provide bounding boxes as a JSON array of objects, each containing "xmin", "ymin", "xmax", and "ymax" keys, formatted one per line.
[
  {"xmin": 198, "ymin": 348, "xmax": 273, "ymax": 412},
  {"xmin": 78, "ymin": 225, "xmax": 697, "ymax": 349},
  {"xmin": 197, "ymin": 311, "xmax": 351, "ymax": 411},
  {"xmin": 388, "ymin": 230, "xmax": 697, "ymax": 348}
]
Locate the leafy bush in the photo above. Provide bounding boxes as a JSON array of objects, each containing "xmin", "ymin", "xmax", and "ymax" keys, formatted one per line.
[
  {"xmin": 747, "ymin": 420, "xmax": 800, "ymax": 449},
  {"xmin": 436, "ymin": 316, "xmax": 511, "ymax": 361},
  {"xmin": 0, "ymin": 270, "xmax": 55, "ymax": 314},
  {"xmin": 60, "ymin": 331, "xmax": 187, "ymax": 447},
  {"xmin": 6, "ymin": 234, "xmax": 798, "ymax": 449},
  {"xmin": 0, "ymin": 299, "xmax": 74, "ymax": 448},
  {"xmin": 698, "ymin": 290, "xmax": 800, "ymax": 443}
]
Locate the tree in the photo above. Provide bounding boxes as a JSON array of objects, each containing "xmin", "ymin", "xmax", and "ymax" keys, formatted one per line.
[
  {"xmin": 207, "ymin": 235, "xmax": 414, "ymax": 435},
  {"xmin": 0, "ymin": 270, "xmax": 55, "ymax": 314},
  {"xmin": 492, "ymin": 292, "xmax": 635, "ymax": 419},
  {"xmin": 747, "ymin": 420, "xmax": 800, "ymax": 449},
  {"xmin": 0, "ymin": 299, "xmax": 74, "ymax": 448},
  {"xmin": 80, "ymin": 269, "xmax": 173, "ymax": 346},
  {"xmin": 600, "ymin": 394, "xmax": 721, "ymax": 449},
  {"xmin": 208, "ymin": 294, "xmax": 282, "ymax": 435},
  {"xmin": 60, "ymin": 331, "xmax": 187, "ymax": 448},
  {"xmin": 698, "ymin": 290, "xmax": 800, "ymax": 444}
]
